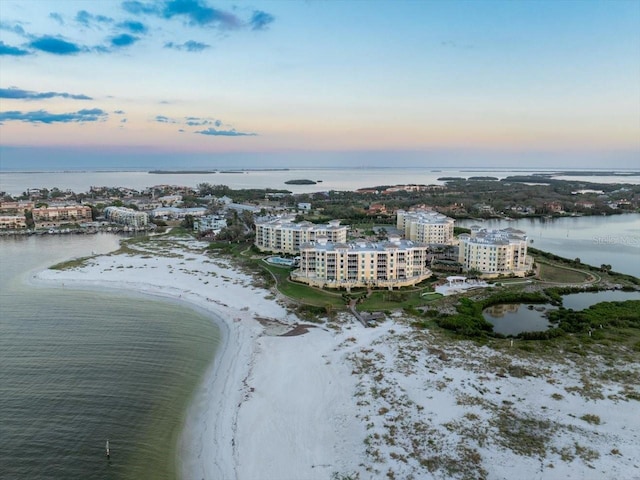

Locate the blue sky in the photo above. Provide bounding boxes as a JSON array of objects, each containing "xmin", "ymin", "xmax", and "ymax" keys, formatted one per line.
[{"xmin": 0, "ymin": 0, "xmax": 639, "ymax": 169}]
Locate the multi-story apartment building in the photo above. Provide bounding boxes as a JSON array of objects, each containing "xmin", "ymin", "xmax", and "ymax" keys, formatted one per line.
[
  {"xmin": 32, "ymin": 205, "xmax": 92, "ymax": 228},
  {"xmin": 0, "ymin": 201, "xmax": 35, "ymax": 214},
  {"xmin": 0, "ymin": 215, "xmax": 28, "ymax": 229},
  {"xmin": 396, "ymin": 208, "xmax": 455, "ymax": 245},
  {"xmin": 292, "ymin": 235, "xmax": 432, "ymax": 289},
  {"xmin": 104, "ymin": 206, "xmax": 149, "ymax": 228},
  {"xmin": 194, "ymin": 215, "xmax": 227, "ymax": 234},
  {"xmin": 255, "ymin": 216, "xmax": 348, "ymax": 254},
  {"xmin": 458, "ymin": 226, "xmax": 532, "ymax": 277}
]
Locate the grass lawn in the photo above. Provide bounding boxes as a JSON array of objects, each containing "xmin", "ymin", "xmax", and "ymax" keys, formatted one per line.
[
  {"xmin": 260, "ymin": 263, "xmax": 346, "ymax": 307},
  {"xmin": 359, "ymin": 289, "xmax": 441, "ymax": 312},
  {"xmin": 537, "ymin": 261, "xmax": 592, "ymax": 283}
]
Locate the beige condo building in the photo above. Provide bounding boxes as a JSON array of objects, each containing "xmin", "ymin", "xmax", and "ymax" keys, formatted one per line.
[
  {"xmin": 0, "ymin": 215, "xmax": 28, "ymax": 229},
  {"xmin": 292, "ymin": 235, "xmax": 432, "ymax": 290},
  {"xmin": 255, "ymin": 216, "xmax": 348, "ymax": 254},
  {"xmin": 32, "ymin": 205, "xmax": 92, "ymax": 228},
  {"xmin": 458, "ymin": 226, "xmax": 532, "ymax": 277},
  {"xmin": 396, "ymin": 209, "xmax": 455, "ymax": 245}
]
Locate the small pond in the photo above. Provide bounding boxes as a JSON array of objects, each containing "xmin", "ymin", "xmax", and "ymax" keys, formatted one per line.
[
  {"xmin": 483, "ymin": 290, "xmax": 640, "ymax": 336},
  {"xmin": 483, "ymin": 303, "xmax": 553, "ymax": 336}
]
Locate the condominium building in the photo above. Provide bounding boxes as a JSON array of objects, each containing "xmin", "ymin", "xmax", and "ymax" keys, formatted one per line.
[
  {"xmin": 292, "ymin": 235, "xmax": 432, "ymax": 289},
  {"xmin": 194, "ymin": 215, "xmax": 227, "ymax": 234},
  {"xmin": 458, "ymin": 226, "xmax": 532, "ymax": 277},
  {"xmin": 0, "ymin": 215, "xmax": 27, "ymax": 229},
  {"xmin": 104, "ymin": 206, "xmax": 149, "ymax": 228},
  {"xmin": 396, "ymin": 209, "xmax": 455, "ymax": 245},
  {"xmin": 32, "ymin": 205, "xmax": 92, "ymax": 228},
  {"xmin": 0, "ymin": 201, "xmax": 35, "ymax": 214},
  {"xmin": 255, "ymin": 216, "xmax": 348, "ymax": 254}
]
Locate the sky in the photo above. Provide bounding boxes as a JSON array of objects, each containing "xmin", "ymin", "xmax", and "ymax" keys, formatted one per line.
[{"xmin": 0, "ymin": 0, "xmax": 639, "ymax": 170}]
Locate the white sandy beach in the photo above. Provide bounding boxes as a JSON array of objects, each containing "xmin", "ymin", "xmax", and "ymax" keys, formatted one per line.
[{"xmin": 35, "ymin": 235, "xmax": 640, "ymax": 480}]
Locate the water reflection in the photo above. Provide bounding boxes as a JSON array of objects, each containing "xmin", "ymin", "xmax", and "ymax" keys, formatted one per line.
[{"xmin": 484, "ymin": 290, "xmax": 640, "ymax": 336}]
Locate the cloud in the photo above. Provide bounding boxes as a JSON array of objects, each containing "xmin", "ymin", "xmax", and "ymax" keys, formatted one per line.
[
  {"xmin": 0, "ymin": 21, "xmax": 26, "ymax": 36},
  {"xmin": 0, "ymin": 87, "xmax": 92, "ymax": 100},
  {"xmin": 155, "ymin": 115, "xmax": 176, "ymax": 123},
  {"xmin": 122, "ymin": 1, "xmax": 161, "ymax": 16},
  {"xmin": 250, "ymin": 10, "xmax": 274, "ymax": 31},
  {"xmin": 164, "ymin": 40, "xmax": 210, "ymax": 52},
  {"xmin": 117, "ymin": 20, "xmax": 148, "ymax": 33},
  {"xmin": 28, "ymin": 36, "xmax": 83, "ymax": 55},
  {"xmin": 110, "ymin": 33, "xmax": 139, "ymax": 47},
  {"xmin": 0, "ymin": 108, "xmax": 108, "ymax": 124},
  {"xmin": 161, "ymin": 0, "xmax": 240, "ymax": 28},
  {"xmin": 195, "ymin": 127, "xmax": 257, "ymax": 136},
  {"xmin": 76, "ymin": 10, "xmax": 114, "ymax": 27},
  {"xmin": 184, "ymin": 116, "xmax": 221, "ymax": 126},
  {"xmin": 49, "ymin": 13, "xmax": 64, "ymax": 25},
  {"xmin": 0, "ymin": 41, "xmax": 30, "ymax": 56},
  {"xmin": 114, "ymin": 110, "xmax": 126, "ymax": 114},
  {"xmin": 124, "ymin": 0, "xmax": 274, "ymax": 31}
]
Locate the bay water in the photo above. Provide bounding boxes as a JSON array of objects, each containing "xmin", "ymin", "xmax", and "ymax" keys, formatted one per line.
[
  {"xmin": 0, "ymin": 235, "xmax": 220, "ymax": 479},
  {"xmin": 1, "ymin": 167, "xmax": 638, "ymax": 198}
]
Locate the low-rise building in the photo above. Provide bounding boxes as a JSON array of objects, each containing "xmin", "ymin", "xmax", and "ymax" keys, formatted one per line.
[
  {"xmin": 32, "ymin": 205, "xmax": 92, "ymax": 228},
  {"xmin": 255, "ymin": 215, "xmax": 348, "ymax": 254},
  {"xmin": 150, "ymin": 207, "xmax": 207, "ymax": 220},
  {"xmin": 292, "ymin": 235, "xmax": 431, "ymax": 289},
  {"xmin": 458, "ymin": 226, "xmax": 532, "ymax": 278},
  {"xmin": 396, "ymin": 208, "xmax": 456, "ymax": 245},
  {"xmin": 104, "ymin": 206, "xmax": 148, "ymax": 228},
  {"xmin": 0, "ymin": 201, "xmax": 35, "ymax": 214},
  {"xmin": 194, "ymin": 215, "xmax": 227, "ymax": 234},
  {"xmin": 0, "ymin": 215, "xmax": 28, "ymax": 229}
]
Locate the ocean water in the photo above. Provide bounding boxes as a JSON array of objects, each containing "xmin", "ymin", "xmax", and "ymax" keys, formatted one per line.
[
  {"xmin": 0, "ymin": 235, "xmax": 221, "ymax": 479},
  {"xmin": 1, "ymin": 167, "xmax": 638, "ymax": 197}
]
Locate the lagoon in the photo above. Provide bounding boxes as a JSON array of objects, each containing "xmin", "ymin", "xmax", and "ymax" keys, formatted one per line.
[{"xmin": 484, "ymin": 290, "xmax": 640, "ymax": 336}]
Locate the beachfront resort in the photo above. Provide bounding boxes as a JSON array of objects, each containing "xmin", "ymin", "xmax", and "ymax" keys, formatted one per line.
[
  {"xmin": 292, "ymin": 235, "xmax": 432, "ymax": 289},
  {"xmin": 256, "ymin": 207, "xmax": 534, "ymax": 287}
]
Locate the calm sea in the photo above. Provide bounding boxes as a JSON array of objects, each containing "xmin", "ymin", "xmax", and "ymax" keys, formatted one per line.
[
  {"xmin": 0, "ymin": 235, "xmax": 220, "ymax": 480},
  {"xmin": 1, "ymin": 167, "xmax": 639, "ymax": 196}
]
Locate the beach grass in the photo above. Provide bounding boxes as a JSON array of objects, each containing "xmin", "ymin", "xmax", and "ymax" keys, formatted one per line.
[
  {"xmin": 49, "ymin": 256, "xmax": 92, "ymax": 270},
  {"xmin": 537, "ymin": 262, "xmax": 592, "ymax": 283},
  {"xmin": 359, "ymin": 289, "xmax": 440, "ymax": 312},
  {"xmin": 260, "ymin": 263, "xmax": 345, "ymax": 307}
]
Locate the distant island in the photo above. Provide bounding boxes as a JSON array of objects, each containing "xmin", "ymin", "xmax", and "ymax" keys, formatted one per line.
[
  {"xmin": 150, "ymin": 170, "xmax": 217, "ymax": 174},
  {"xmin": 468, "ymin": 176, "xmax": 499, "ymax": 181},
  {"xmin": 284, "ymin": 179, "xmax": 317, "ymax": 185},
  {"xmin": 554, "ymin": 171, "xmax": 640, "ymax": 177},
  {"xmin": 437, "ymin": 176, "xmax": 465, "ymax": 181}
]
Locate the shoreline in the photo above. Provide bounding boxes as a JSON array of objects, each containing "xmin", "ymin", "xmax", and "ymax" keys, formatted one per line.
[
  {"xmin": 30, "ymin": 235, "xmax": 640, "ymax": 479},
  {"xmin": 30, "ymin": 237, "xmax": 365, "ymax": 479},
  {"xmin": 30, "ymin": 264, "xmax": 261, "ymax": 480}
]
